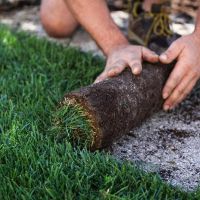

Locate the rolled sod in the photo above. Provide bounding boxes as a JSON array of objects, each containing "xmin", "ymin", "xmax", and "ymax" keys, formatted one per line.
[{"xmin": 59, "ymin": 62, "xmax": 173, "ymax": 150}]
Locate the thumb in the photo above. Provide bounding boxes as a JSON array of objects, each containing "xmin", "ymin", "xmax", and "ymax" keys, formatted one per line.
[{"xmin": 159, "ymin": 41, "xmax": 182, "ymax": 64}]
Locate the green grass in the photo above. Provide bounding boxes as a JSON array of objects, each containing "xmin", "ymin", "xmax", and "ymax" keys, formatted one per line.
[
  {"xmin": 52, "ymin": 104, "xmax": 94, "ymax": 149},
  {"xmin": 0, "ymin": 25, "xmax": 199, "ymax": 199}
]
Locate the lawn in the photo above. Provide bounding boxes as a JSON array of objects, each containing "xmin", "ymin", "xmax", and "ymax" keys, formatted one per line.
[{"xmin": 0, "ymin": 25, "xmax": 199, "ymax": 199}]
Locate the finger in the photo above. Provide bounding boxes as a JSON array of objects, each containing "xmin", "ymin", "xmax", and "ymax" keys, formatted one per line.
[
  {"xmin": 142, "ymin": 47, "xmax": 159, "ymax": 63},
  {"xmin": 159, "ymin": 41, "xmax": 182, "ymax": 64},
  {"xmin": 94, "ymin": 71, "xmax": 107, "ymax": 83},
  {"xmin": 171, "ymin": 78, "xmax": 198, "ymax": 109},
  {"xmin": 163, "ymin": 73, "xmax": 195, "ymax": 110},
  {"xmin": 129, "ymin": 60, "xmax": 142, "ymax": 75},
  {"xmin": 162, "ymin": 60, "xmax": 188, "ymax": 100},
  {"xmin": 107, "ymin": 60, "xmax": 127, "ymax": 77}
]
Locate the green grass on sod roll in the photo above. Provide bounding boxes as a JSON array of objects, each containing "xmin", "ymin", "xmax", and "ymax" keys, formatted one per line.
[
  {"xmin": 52, "ymin": 104, "xmax": 95, "ymax": 149},
  {"xmin": 0, "ymin": 25, "xmax": 199, "ymax": 199}
]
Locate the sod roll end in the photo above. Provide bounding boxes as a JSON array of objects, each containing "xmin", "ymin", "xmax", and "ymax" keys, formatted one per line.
[{"xmin": 60, "ymin": 62, "xmax": 173, "ymax": 150}]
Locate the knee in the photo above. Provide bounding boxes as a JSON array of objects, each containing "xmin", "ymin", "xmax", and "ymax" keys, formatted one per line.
[{"xmin": 40, "ymin": 5, "xmax": 78, "ymax": 38}]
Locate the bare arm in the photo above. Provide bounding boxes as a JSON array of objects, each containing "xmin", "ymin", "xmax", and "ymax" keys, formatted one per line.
[
  {"xmin": 65, "ymin": 0, "xmax": 158, "ymax": 82},
  {"xmin": 64, "ymin": 0, "xmax": 128, "ymax": 55}
]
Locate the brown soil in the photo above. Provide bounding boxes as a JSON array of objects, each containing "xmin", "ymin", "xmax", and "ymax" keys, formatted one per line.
[{"xmin": 64, "ymin": 62, "xmax": 173, "ymax": 150}]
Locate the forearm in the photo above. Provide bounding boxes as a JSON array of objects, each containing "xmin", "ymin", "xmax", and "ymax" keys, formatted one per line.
[
  {"xmin": 64, "ymin": 0, "xmax": 128, "ymax": 55},
  {"xmin": 194, "ymin": 6, "xmax": 200, "ymax": 34}
]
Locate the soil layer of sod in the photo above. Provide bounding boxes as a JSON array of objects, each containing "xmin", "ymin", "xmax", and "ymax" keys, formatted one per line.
[
  {"xmin": 0, "ymin": 25, "xmax": 200, "ymax": 199},
  {"xmin": 63, "ymin": 63, "xmax": 173, "ymax": 150}
]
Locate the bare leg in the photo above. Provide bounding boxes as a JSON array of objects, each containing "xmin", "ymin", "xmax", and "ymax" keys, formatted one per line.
[{"xmin": 40, "ymin": 0, "xmax": 79, "ymax": 38}]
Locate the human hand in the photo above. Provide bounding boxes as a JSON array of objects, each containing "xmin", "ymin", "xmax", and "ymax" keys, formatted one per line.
[
  {"xmin": 159, "ymin": 33, "xmax": 200, "ymax": 111},
  {"xmin": 94, "ymin": 44, "xmax": 159, "ymax": 83}
]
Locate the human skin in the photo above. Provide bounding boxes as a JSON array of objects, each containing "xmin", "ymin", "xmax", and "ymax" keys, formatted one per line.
[
  {"xmin": 63, "ymin": 0, "xmax": 159, "ymax": 79},
  {"xmin": 40, "ymin": 0, "xmax": 200, "ymax": 111},
  {"xmin": 159, "ymin": 7, "xmax": 200, "ymax": 111},
  {"xmin": 40, "ymin": 0, "xmax": 79, "ymax": 38},
  {"xmin": 65, "ymin": 0, "xmax": 200, "ymax": 110}
]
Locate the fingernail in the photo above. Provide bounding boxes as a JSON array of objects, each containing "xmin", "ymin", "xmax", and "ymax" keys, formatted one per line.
[
  {"xmin": 108, "ymin": 70, "xmax": 114, "ymax": 76},
  {"xmin": 94, "ymin": 78, "xmax": 101, "ymax": 83},
  {"xmin": 170, "ymin": 105, "xmax": 176, "ymax": 110},
  {"xmin": 163, "ymin": 92, "xmax": 169, "ymax": 99},
  {"xmin": 133, "ymin": 67, "xmax": 141, "ymax": 75},
  {"xmin": 164, "ymin": 104, "xmax": 170, "ymax": 111},
  {"xmin": 160, "ymin": 54, "xmax": 167, "ymax": 61}
]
